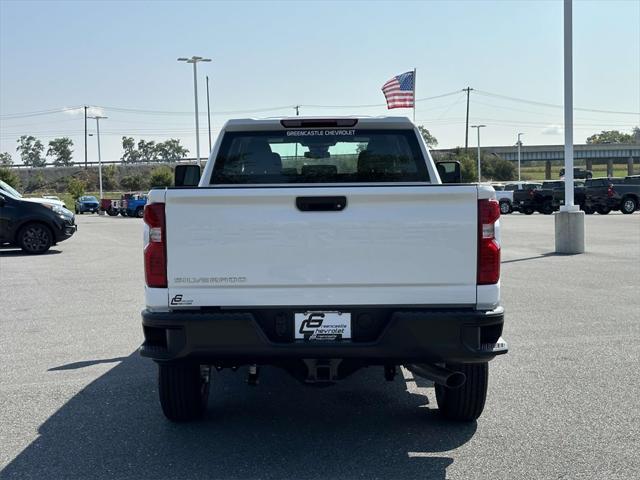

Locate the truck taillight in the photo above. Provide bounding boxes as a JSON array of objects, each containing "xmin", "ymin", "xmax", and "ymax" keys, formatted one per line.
[
  {"xmin": 607, "ymin": 185, "xmax": 615, "ymax": 197},
  {"xmin": 144, "ymin": 203, "xmax": 167, "ymax": 288},
  {"xmin": 478, "ymin": 199, "xmax": 500, "ymax": 285}
]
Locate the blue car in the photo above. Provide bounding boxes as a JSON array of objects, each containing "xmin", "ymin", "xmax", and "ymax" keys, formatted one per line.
[{"xmin": 75, "ymin": 195, "xmax": 100, "ymax": 214}]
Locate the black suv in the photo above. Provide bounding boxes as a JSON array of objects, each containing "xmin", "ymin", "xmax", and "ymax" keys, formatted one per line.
[
  {"xmin": 0, "ymin": 191, "xmax": 77, "ymax": 254},
  {"xmin": 559, "ymin": 167, "xmax": 593, "ymax": 179}
]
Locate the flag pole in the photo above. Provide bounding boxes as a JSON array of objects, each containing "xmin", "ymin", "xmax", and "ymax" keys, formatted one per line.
[{"xmin": 412, "ymin": 68, "xmax": 416, "ymax": 123}]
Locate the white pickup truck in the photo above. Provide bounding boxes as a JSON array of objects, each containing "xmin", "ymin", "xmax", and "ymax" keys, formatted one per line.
[{"xmin": 140, "ymin": 117, "xmax": 507, "ymax": 422}]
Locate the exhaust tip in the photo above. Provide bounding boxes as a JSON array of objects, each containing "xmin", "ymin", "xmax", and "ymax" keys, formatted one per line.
[{"xmin": 446, "ymin": 371, "xmax": 466, "ymax": 389}]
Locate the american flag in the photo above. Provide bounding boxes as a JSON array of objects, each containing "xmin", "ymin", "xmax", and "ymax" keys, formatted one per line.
[{"xmin": 381, "ymin": 71, "xmax": 415, "ymax": 109}]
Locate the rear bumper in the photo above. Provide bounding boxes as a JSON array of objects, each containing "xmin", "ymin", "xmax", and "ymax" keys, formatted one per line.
[{"xmin": 140, "ymin": 306, "xmax": 507, "ymax": 365}]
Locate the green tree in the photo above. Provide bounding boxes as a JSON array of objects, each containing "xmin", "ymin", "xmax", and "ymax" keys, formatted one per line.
[
  {"xmin": 47, "ymin": 137, "xmax": 74, "ymax": 166},
  {"xmin": 155, "ymin": 139, "xmax": 189, "ymax": 162},
  {"xmin": 632, "ymin": 126, "xmax": 640, "ymax": 144},
  {"xmin": 0, "ymin": 167, "xmax": 21, "ymax": 189},
  {"xmin": 67, "ymin": 177, "xmax": 86, "ymax": 199},
  {"xmin": 120, "ymin": 174, "xmax": 147, "ymax": 191},
  {"xmin": 121, "ymin": 137, "xmax": 141, "ymax": 164},
  {"xmin": 417, "ymin": 125, "xmax": 438, "ymax": 147},
  {"xmin": 149, "ymin": 166, "xmax": 173, "ymax": 187},
  {"xmin": 16, "ymin": 135, "xmax": 46, "ymax": 167},
  {"xmin": 586, "ymin": 129, "xmax": 633, "ymax": 144},
  {"xmin": 137, "ymin": 140, "xmax": 157, "ymax": 163},
  {"xmin": 102, "ymin": 164, "xmax": 118, "ymax": 190},
  {"xmin": 482, "ymin": 154, "xmax": 516, "ymax": 181},
  {"xmin": 0, "ymin": 152, "xmax": 13, "ymax": 166}
]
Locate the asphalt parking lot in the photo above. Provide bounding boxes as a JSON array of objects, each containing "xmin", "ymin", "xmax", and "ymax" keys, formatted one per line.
[{"xmin": 1, "ymin": 212, "xmax": 639, "ymax": 480}]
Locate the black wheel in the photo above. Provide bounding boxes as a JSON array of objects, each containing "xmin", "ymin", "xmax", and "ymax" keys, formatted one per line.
[
  {"xmin": 596, "ymin": 206, "xmax": 611, "ymax": 215},
  {"xmin": 158, "ymin": 363, "xmax": 210, "ymax": 422},
  {"xmin": 499, "ymin": 201, "xmax": 512, "ymax": 215},
  {"xmin": 522, "ymin": 207, "xmax": 534, "ymax": 215},
  {"xmin": 435, "ymin": 362, "xmax": 488, "ymax": 422},
  {"xmin": 75, "ymin": 208, "xmax": 78, "ymax": 214},
  {"xmin": 136, "ymin": 207, "xmax": 144, "ymax": 218},
  {"xmin": 107, "ymin": 209, "xmax": 118, "ymax": 216},
  {"xmin": 18, "ymin": 223, "xmax": 53, "ymax": 254},
  {"xmin": 620, "ymin": 197, "xmax": 637, "ymax": 215},
  {"xmin": 540, "ymin": 202, "xmax": 554, "ymax": 215},
  {"xmin": 582, "ymin": 205, "xmax": 594, "ymax": 214}
]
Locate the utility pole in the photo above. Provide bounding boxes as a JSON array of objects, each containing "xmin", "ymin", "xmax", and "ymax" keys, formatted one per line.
[
  {"xmin": 471, "ymin": 125, "xmax": 486, "ymax": 182},
  {"xmin": 88, "ymin": 115, "xmax": 107, "ymax": 201},
  {"xmin": 178, "ymin": 56, "xmax": 212, "ymax": 167},
  {"xmin": 295, "ymin": 105, "xmax": 300, "ymax": 116},
  {"xmin": 463, "ymin": 87, "xmax": 473, "ymax": 150},
  {"xmin": 84, "ymin": 106, "xmax": 88, "ymax": 169},
  {"xmin": 206, "ymin": 75, "xmax": 212, "ymax": 153}
]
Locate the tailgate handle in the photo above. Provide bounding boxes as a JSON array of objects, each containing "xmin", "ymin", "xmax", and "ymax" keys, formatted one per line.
[{"xmin": 296, "ymin": 196, "xmax": 347, "ymax": 212}]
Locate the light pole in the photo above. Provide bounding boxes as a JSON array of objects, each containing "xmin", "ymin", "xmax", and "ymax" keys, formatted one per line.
[
  {"xmin": 471, "ymin": 125, "xmax": 486, "ymax": 182},
  {"xmin": 555, "ymin": 0, "xmax": 584, "ymax": 254},
  {"xmin": 517, "ymin": 133, "xmax": 524, "ymax": 181},
  {"xmin": 89, "ymin": 115, "xmax": 107, "ymax": 201},
  {"xmin": 178, "ymin": 56, "xmax": 212, "ymax": 167},
  {"xmin": 206, "ymin": 75, "xmax": 212, "ymax": 153}
]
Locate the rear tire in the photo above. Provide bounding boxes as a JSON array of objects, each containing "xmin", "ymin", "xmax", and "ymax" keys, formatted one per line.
[
  {"xmin": 18, "ymin": 223, "xmax": 53, "ymax": 254},
  {"xmin": 596, "ymin": 206, "xmax": 611, "ymax": 215},
  {"xmin": 158, "ymin": 363, "xmax": 210, "ymax": 422},
  {"xmin": 581, "ymin": 205, "xmax": 594, "ymax": 214},
  {"xmin": 107, "ymin": 209, "xmax": 118, "ymax": 216},
  {"xmin": 136, "ymin": 207, "xmax": 144, "ymax": 218},
  {"xmin": 522, "ymin": 207, "xmax": 534, "ymax": 215},
  {"xmin": 540, "ymin": 202, "xmax": 554, "ymax": 215},
  {"xmin": 620, "ymin": 197, "xmax": 637, "ymax": 214},
  {"xmin": 435, "ymin": 362, "xmax": 488, "ymax": 422},
  {"xmin": 499, "ymin": 201, "xmax": 512, "ymax": 215}
]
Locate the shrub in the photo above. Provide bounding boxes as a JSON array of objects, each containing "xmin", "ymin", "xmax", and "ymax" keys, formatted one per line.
[
  {"xmin": 0, "ymin": 167, "xmax": 21, "ymax": 189},
  {"xmin": 120, "ymin": 174, "xmax": 147, "ymax": 192},
  {"xmin": 149, "ymin": 166, "xmax": 173, "ymax": 188},
  {"xmin": 67, "ymin": 177, "xmax": 86, "ymax": 199}
]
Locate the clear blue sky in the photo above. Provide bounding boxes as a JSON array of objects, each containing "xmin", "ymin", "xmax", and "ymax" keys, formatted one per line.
[{"xmin": 1, "ymin": 0, "xmax": 639, "ymax": 162}]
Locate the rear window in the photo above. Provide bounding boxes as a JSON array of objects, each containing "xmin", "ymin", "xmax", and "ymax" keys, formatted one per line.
[{"xmin": 210, "ymin": 129, "xmax": 429, "ymax": 184}]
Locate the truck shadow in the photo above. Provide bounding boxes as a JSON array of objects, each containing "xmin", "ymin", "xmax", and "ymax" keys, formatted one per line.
[
  {"xmin": 0, "ymin": 248, "xmax": 62, "ymax": 257},
  {"xmin": 2, "ymin": 353, "xmax": 476, "ymax": 480}
]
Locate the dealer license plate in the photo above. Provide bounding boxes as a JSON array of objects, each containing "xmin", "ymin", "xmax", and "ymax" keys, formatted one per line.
[{"xmin": 294, "ymin": 311, "xmax": 351, "ymax": 341}]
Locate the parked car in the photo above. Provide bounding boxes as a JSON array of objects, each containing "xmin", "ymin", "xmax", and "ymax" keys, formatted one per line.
[
  {"xmin": 547, "ymin": 180, "xmax": 586, "ymax": 210},
  {"xmin": 504, "ymin": 182, "xmax": 542, "ymax": 214},
  {"xmin": 0, "ymin": 189, "xmax": 76, "ymax": 254},
  {"xmin": 609, "ymin": 179, "xmax": 640, "ymax": 214},
  {"xmin": 0, "ymin": 180, "xmax": 67, "ymax": 210},
  {"xmin": 140, "ymin": 117, "xmax": 507, "ymax": 423},
  {"xmin": 579, "ymin": 178, "xmax": 614, "ymax": 214},
  {"xmin": 100, "ymin": 198, "xmax": 123, "ymax": 216},
  {"xmin": 492, "ymin": 184, "xmax": 514, "ymax": 214},
  {"xmin": 623, "ymin": 175, "xmax": 640, "ymax": 185},
  {"xmin": 75, "ymin": 195, "xmax": 100, "ymax": 214},
  {"xmin": 121, "ymin": 193, "xmax": 147, "ymax": 217},
  {"xmin": 42, "ymin": 195, "xmax": 66, "ymax": 208},
  {"xmin": 559, "ymin": 167, "xmax": 593, "ymax": 179}
]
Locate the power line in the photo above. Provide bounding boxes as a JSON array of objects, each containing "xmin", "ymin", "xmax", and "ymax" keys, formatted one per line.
[
  {"xmin": 475, "ymin": 89, "xmax": 640, "ymax": 115},
  {"xmin": 0, "ymin": 106, "xmax": 83, "ymax": 119}
]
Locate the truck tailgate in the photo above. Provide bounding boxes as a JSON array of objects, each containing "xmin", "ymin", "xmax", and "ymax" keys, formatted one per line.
[{"xmin": 164, "ymin": 186, "xmax": 478, "ymax": 307}]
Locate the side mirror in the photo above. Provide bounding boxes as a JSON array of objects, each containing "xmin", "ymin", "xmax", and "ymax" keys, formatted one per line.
[
  {"xmin": 436, "ymin": 161, "xmax": 462, "ymax": 183},
  {"xmin": 174, "ymin": 164, "xmax": 201, "ymax": 187}
]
